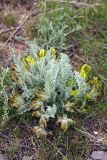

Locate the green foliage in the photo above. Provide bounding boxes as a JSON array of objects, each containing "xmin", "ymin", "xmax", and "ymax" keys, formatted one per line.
[
  {"xmin": 0, "ymin": 68, "xmax": 10, "ymax": 127},
  {"xmin": 29, "ymin": 0, "xmax": 83, "ymax": 48},
  {"xmin": 24, "ymin": 0, "xmax": 107, "ymax": 66},
  {"xmin": 73, "ymin": 3, "xmax": 107, "ymax": 79},
  {"xmin": 25, "ymin": 20, "xmax": 37, "ymax": 38},
  {"xmin": 24, "ymin": 0, "xmax": 107, "ymax": 80},
  {"xmin": 9, "ymin": 43, "xmax": 100, "ymax": 137}
]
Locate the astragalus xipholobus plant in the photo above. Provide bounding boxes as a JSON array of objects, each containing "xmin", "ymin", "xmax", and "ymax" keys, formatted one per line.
[{"xmin": 9, "ymin": 44, "xmax": 100, "ymax": 137}]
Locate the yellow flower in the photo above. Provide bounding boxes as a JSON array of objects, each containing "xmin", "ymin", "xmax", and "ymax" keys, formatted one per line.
[
  {"xmin": 38, "ymin": 49, "xmax": 46, "ymax": 57},
  {"xmin": 71, "ymin": 89, "xmax": 78, "ymax": 97},
  {"xmin": 26, "ymin": 56, "xmax": 32, "ymax": 63},
  {"xmin": 21, "ymin": 57, "xmax": 29, "ymax": 69},
  {"xmin": 92, "ymin": 77, "xmax": 98, "ymax": 83},
  {"xmin": 51, "ymin": 48, "xmax": 56, "ymax": 55},
  {"xmin": 80, "ymin": 64, "xmax": 91, "ymax": 80},
  {"xmin": 26, "ymin": 56, "xmax": 36, "ymax": 65}
]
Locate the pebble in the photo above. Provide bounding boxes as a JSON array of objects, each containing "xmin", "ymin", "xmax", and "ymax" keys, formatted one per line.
[
  {"xmin": 88, "ymin": 151, "xmax": 107, "ymax": 160},
  {"xmin": 0, "ymin": 154, "xmax": 5, "ymax": 160},
  {"xmin": 22, "ymin": 156, "xmax": 33, "ymax": 160}
]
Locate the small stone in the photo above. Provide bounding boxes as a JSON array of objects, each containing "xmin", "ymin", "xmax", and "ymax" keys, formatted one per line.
[
  {"xmin": 103, "ymin": 137, "xmax": 107, "ymax": 145},
  {"xmin": 0, "ymin": 154, "xmax": 5, "ymax": 160},
  {"xmin": 103, "ymin": 153, "xmax": 107, "ymax": 160},
  {"xmin": 88, "ymin": 151, "xmax": 107, "ymax": 160},
  {"xmin": 22, "ymin": 156, "xmax": 33, "ymax": 160},
  {"xmin": 93, "ymin": 131, "xmax": 98, "ymax": 135}
]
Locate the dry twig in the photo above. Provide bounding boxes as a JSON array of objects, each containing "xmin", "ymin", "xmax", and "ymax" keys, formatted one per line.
[
  {"xmin": 0, "ymin": 7, "xmax": 65, "ymax": 51},
  {"xmin": 0, "ymin": 12, "xmax": 32, "ymax": 51}
]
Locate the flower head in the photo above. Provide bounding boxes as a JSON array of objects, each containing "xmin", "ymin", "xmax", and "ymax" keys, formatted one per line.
[
  {"xmin": 51, "ymin": 48, "xmax": 56, "ymax": 55},
  {"xmin": 71, "ymin": 89, "xmax": 78, "ymax": 97},
  {"xmin": 38, "ymin": 49, "xmax": 46, "ymax": 57},
  {"xmin": 80, "ymin": 64, "xmax": 91, "ymax": 80},
  {"xmin": 26, "ymin": 56, "xmax": 36, "ymax": 65}
]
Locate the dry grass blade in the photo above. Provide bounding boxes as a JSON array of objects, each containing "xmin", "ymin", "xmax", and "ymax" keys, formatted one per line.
[
  {"xmin": 75, "ymin": 127, "xmax": 97, "ymax": 141},
  {"xmin": 47, "ymin": 0, "xmax": 100, "ymax": 8}
]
